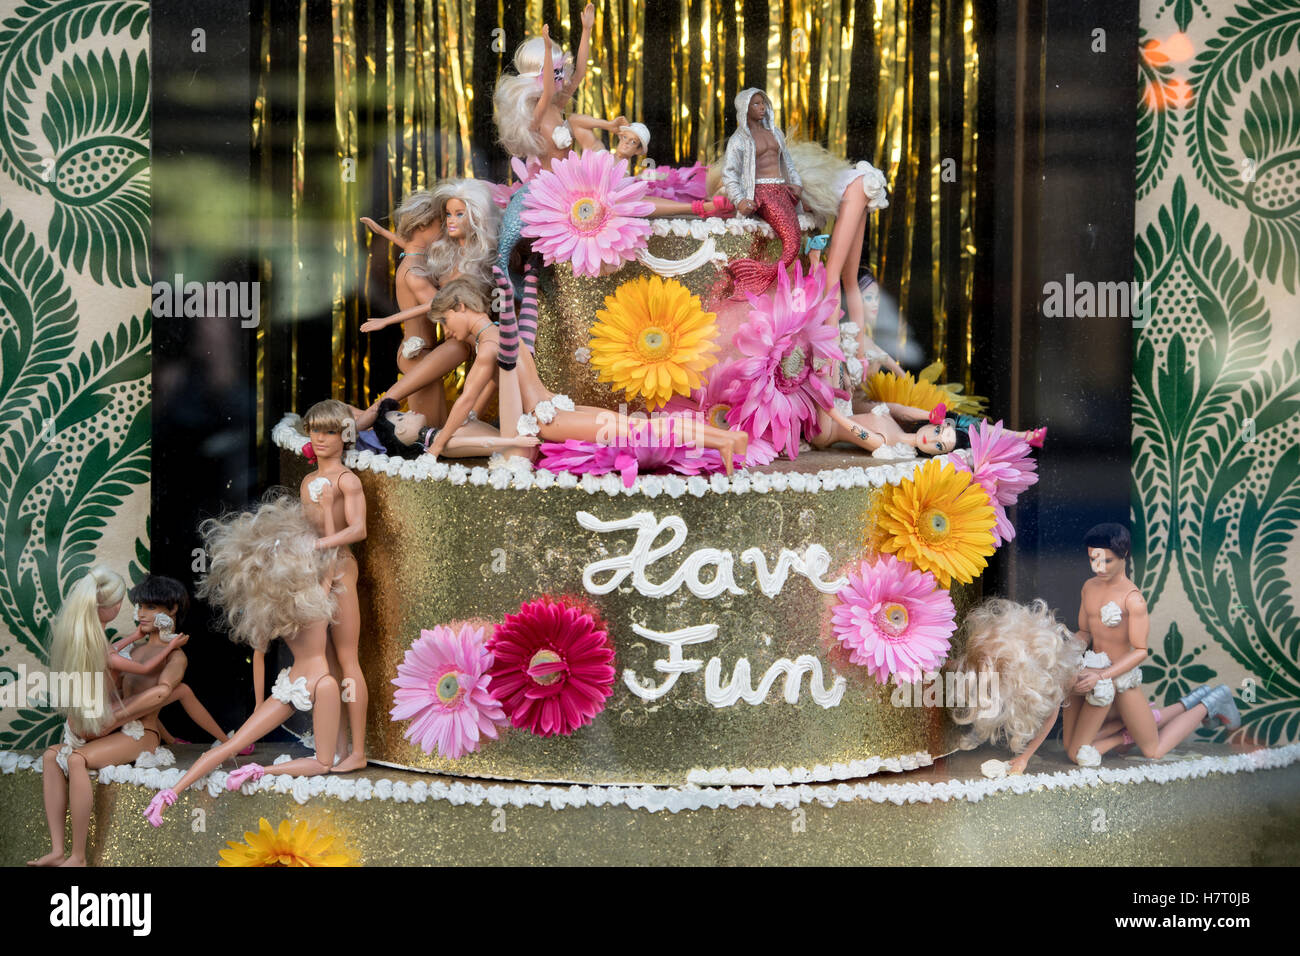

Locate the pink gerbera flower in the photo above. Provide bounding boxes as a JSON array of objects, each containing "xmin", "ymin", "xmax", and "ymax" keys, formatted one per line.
[
  {"xmin": 491, "ymin": 156, "xmax": 542, "ymax": 208},
  {"xmin": 390, "ymin": 623, "xmax": 507, "ymax": 759},
  {"xmin": 952, "ymin": 419, "xmax": 1039, "ymax": 545},
  {"xmin": 730, "ymin": 263, "xmax": 843, "ymax": 458},
  {"xmin": 488, "ymin": 598, "xmax": 616, "ymax": 737},
  {"xmin": 521, "ymin": 150, "xmax": 654, "ymax": 276},
  {"xmin": 831, "ymin": 554, "xmax": 957, "ymax": 684},
  {"xmin": 539, "ymin": 437, "xmax": 680, "ymax": 487}
]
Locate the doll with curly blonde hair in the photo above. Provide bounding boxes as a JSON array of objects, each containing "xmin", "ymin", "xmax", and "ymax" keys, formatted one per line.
[
  {"xmin": 143, "ymin": 495, "xmax": 347, "ymax": 828},
  {"xmin": 946, "ymin": 598, "xmax": 1085, "ymax": 775}
]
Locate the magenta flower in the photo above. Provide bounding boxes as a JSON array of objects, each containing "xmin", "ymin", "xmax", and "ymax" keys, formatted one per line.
[
  {"xmin": 521, "ymin": 150, "xmax": 654, "ymax": 276},
  {"xmin": 390, "ymin": 623, "xmax": 507, "ymax": 759},
  {"xmin": 539, "ymin": 438, "xmax": 680, "ymax": 488},
  {"xmin": 642, "ymin": 163, "xmax": 708, "ymax": 203},
  {"xmin": 491, "ymin": 157, "xmax": 542, "ymax": 208},
  {"xmin": 831, "ymin": 554, "xmax": 958, "ymax": 684},
  {"xmin": 952, "ymin": 419, "xmax": 1039, "ymax": 545},
  {"xmin": 729, "ymin": 262, "xmax": 843, "ymax": 458},
  {"xmin": 488, "ymin": 599, "xmax": 616, "ymax": 737}
]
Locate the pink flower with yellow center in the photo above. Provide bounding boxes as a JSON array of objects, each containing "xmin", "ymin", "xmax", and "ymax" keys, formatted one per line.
[
  {"xmin": 521, "ymin": 150, "xmax": 654, "ymax": 276},
  {"xmin": 952, "ymin": 419, "xmax": 1039, "ymax": 545},
  {"xmin": 831, "ymin": 554, "xmax": 958, "ymax": 684}
]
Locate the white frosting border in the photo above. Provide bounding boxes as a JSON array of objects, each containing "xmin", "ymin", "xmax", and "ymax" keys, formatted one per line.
[
  {"xmin": 648, "ymin": 213, "xmax": 819, "ymax": 240},
  {"xmin": 4, "ymin": 743, "xmax": 1295, "ymax": 815},
  {"xmin": 275, "ymin": 415, "xmax": 971, "ymax": 500}
]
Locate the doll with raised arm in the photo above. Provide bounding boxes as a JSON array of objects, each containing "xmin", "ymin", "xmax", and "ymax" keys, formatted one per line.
[
  {"xmin": 359, "ymin": 191, "xmax": 445, "ymax": 422},
  {"xmin": 298, "ymin": 400, "xmax": 369, "ymax": 771},
  {"xmin": 30, "ymin": 568, "xmax": 190, "ymax": 865},
  {"xmin": 493, "ymin": 4, "xmax": 596, "ymax": 287},
  {"xmin": 811, "ymin": 402, "xmax": 961, "ymax": 458},
  {"xmin": 353, "ymin": 279, "xmax": 503, "ymax": 448},
  {"xmin": 1060, "ymin": 523, "xmax": 1239, "ymax": 766},
  {"xmin": 481, "ymin": 256, "xmax": 749, "ymax": 473},
  {"xmin": 143, "ymin": 496, "xmax": 346, "ymax": 827},
  {"xmin": 720, "ymin": 88, "xmax": 805, "ymax": 299}
]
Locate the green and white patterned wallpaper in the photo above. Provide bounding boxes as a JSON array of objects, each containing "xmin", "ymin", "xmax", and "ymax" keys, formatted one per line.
[
  {"xmin": 0, "ymin": 0, "xmax": 151, "ymax": 748},
  {"xmin": 1134, "ymin": 0, "xmax": 1300, "ymax": 743}
]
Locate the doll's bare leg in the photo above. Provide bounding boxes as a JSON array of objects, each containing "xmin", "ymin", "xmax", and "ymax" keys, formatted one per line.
[
  {"xmin": 329, "ymin": 559, "xmax": 367, "ymax": 772},
  {"xmin": 398, "ymin": 347, "xmax": 448, "ymax": 425},
  {"xmin": 840, "ymin": 209, "xmax": 869, "ymax": 334},
  {"xmin": 646, "ymin": 196, "xmax": 729, "ymax": 218},
  {"xmin": 823, "ymin": 188, "xmax": 870, "ymax": 299},
  {"xmin": 162, "ymin": 699, "xmax": 294, "ymax": 802},
  {"xmin": 29, "ymin": 747, "xmax": 70, "ymax": 865},
  {"xmin": 165, "ymin": 683, "xmax": 230, "ymax": 743},
  {"xmin": 1064, "ymin": 702, "xmax": 1112, "ymax": 762},
  {"xmin": 1097, "ymin": 702, "xmax": 1182, "ymax": 742},
  {"xmin": 60, "ymin": 731, "xmax": 154, "ymax": 866},
  {"xmin": 354, "ymin": 339, "xmax": 471, "ymax": 430},
  {"xmin": 1113, "ymin": 688, "xmax": 1207, "ymax": 759},
  {"xmin": 266, "ymin": 674, "xmax": 343, "ymax": 776}
]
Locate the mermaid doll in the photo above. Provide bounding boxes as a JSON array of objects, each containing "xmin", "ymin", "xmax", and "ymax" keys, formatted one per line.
[
  {"xmin": 359, "ymin": 190, "xmax": 445, "ymax": 422},
  {"xmin": 478, "ymin": 256, "xmax": 749, "ymax": 473},
  {"xmin": 720, "ymin": 88, "xmax": 805, "ymax": 299},
  {"xmin": 30, "ymin": 568, "xmax": 190, "ymax": 865},
  {"xmin": 493, "ymin": 5, "xmax": 596, "ymax": 291},
  {"xmin": 143, "ymin": 495, "xmax": 347, "ymax": 828}
]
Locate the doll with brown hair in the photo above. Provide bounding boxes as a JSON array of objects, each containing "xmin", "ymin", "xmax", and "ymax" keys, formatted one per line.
[
  {"xmin": 482, "ymin": 256, "xmax": 749, "ymax": 472},
  {"xmin": 30, "ymin": 568, "xmax": 191, "ymax": 865},
  {"xmin": 1060, "ymin": 523, "xmax": 1239, "ymax": 766},
  {"xmin": 353, "ymin": 278, "xmax": 503, "ymax": 449},
  {"xmin": 143, "ymin": 496, "xmax": 346, "ymax": 827},
  {"xmin": 360, "ymin": 190, "xmax": 446, "ymax": 423},
  {"xmin": 298, "ymin": 400, "xmax": 369, "ymax": 771}
]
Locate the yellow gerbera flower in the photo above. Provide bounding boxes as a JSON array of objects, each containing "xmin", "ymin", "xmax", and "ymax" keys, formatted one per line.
[
  {"xmin": 218, "ymin": 817, "xmax": 354, "ymax": 867},
  {"xmin": 876, "ymin": 460, "xmax": 997, "ymax": 587},
  {"xmin": 588, "ymin": 276, "xmax": 718, "ymax": 410},
  {"xmin": 865, "ymin": 370, "xmax": 950, "ymax": 412}
]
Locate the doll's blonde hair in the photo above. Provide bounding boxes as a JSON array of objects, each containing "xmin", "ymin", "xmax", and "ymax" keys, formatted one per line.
[
  {"xmin": 416, "ymin": 179, "xmax": 501, "ymax": 288},
  {"xmin": 393, "ymin": 189, "xmax": 441, "ymax": 239},
  {"xmin": 493, "ymin": 36, "xmax": 574, "ymax": 159},
  {"xmin": 48, "ymin": 566, "xmax": 126, "ymax": 736},
  {"xmin": 197, "ymin": 494, "xmax": 337, "ymax": 653},
  {"xmin": 783, "ymin": 140, "xmax": 849, "ymax": 224},
  {"xmin": 946, "ymin": 598, "xmax": 1084, "ymax": 753},
  {"xmin": 302, "ymin": 399, "xmax": 357, "ymax": 446}
]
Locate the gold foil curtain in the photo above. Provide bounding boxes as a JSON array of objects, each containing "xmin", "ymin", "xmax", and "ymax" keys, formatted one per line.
[{"xmin": 252, "ymin": 0, "xmax": 980, "ymax": 406}]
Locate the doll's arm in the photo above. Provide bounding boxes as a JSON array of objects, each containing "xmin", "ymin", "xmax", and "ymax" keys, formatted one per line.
[
  {"xmin": 361, "ymin": 302, "xmax": 429, "ymax": 334},
  {"xmin": 827, "ymin": 406, "xmax": 886, "ymax": 450},
  {"xmin": 561, "ymin": 4, "xmax": 596, "ymax": 99},
  {"xmin": 567, "ymin": 113, "xmax": 616, "ymax": 152},
  {"xmin": 720, "ymin": 136, "xmax": 747, "ymax": 210},
  {"xmin": 360, "ymin": 217, "xmax": 405, "ymax": 249},
  {"xmin": 111, "ymin": 627, "xmax": 144, "ymax": 652},
  {"xmin": 108, "ymin": 635, "xmax": 189, "ymax": 675},
  {"xmin": 108, "ymin": 652, "xmax": 189, "ymax": 728},
  {"xmin": 253, "ymin": 649, "xmax": 266, "ymax": 707},
  {"xmin": 1008, "ymin": 707, "xmax": 1060, "ymax": 774},
  {"xmin": 430, "ymin": 343, "xmax": 499, "ymax": 457},
  {"xmin": 313, "ymin": 473, "xmax": 367, "ymax": 550},
  {"xmin": 403, "ymin": 269, "xmax": 439, "ymax": 309},
  {"xmin": 531, "ymin": 27, "xmax": 557, "ymax": 130},
  {"xmin": 885, "ymin": 402, "xmax": 932, "ymax": 425}
]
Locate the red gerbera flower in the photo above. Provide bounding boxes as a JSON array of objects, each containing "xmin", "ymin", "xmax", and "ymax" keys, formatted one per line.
[{"xmin": 487, "ymin": 598, "xmax": 616, "ymax": 737}]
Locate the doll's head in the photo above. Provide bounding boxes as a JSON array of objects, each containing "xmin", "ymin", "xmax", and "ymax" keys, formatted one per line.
[
  {"xmin": 428, "ymin": 277, "xmax": 493, "ymax": 344},
  {"xmin": 302, "ymin": 399, "xmax": 357, "ymax": 457},
  {"xmin": 736, "ymin": 88, "xmax": 774, "ymax": 130},
  {"xmin": 48, "ymin": 566, "xmax": 126, "ymax": 735},
  {"xmin": 418, "ymin": 179, "xmax": 501, "ymax": 287},
  {"xmin": 914, "ymin": 421, "xmax": 962, "ymax": 456},
  {"xmin": 393, "ymin": 189, "xmax": 443, "ymax": 246},
  {"xmin": 947, "ymin": 598, "xmax": 1085, "ymax": 753},
  {"xmin": 197, "ymin": 494, "xmax": 337, "ymax": 653},
  {"xmin": 493, "ymin": 37, "xmax": 573, "ymax": 159},
  {"xmin": 1083, "ymin": 522, "xmax": 1130, "ymax": 578},
  {"xmin": 372, "ymin": 398, "xmax": 435, "ymax": 460},
  {"xmin": 127, "ymin": 574, "xmax": 189, "ymax": 638},
  {"xmin": 614, "ymin": 123, "xmax": 650, "ymax": 162}
]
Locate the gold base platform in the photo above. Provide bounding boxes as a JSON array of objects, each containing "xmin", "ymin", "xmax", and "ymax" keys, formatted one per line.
[{"xmin": 3, "ymin": 742, "xmax": 1297, "ymax": 866}]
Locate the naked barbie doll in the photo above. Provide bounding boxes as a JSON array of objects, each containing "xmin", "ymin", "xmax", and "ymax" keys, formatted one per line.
[
  {"xmin": 370, "ymin": 398, "xmax": 539, "ymax": 459},
  {"xmin": 298, "ymin": 400, "xmax": 368, "ymax": 771},
  {"xmin": 144, "ymin": 496, "xmax": 345, "ymax": 827},
  {"xmin": 31, "ymin": 568, "xmax": 189, "ymax": 865},
  {"xmin": 360, "ymin": 190, "xmax": 445, "ymax": 422},
  {"xmin": 494, "ymin": 5, "xmax": 596, "ymax": 287}
]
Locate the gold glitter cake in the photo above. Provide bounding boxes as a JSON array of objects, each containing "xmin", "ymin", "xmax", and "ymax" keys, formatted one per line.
[{"xmin": 277, "ymin": 431, "xmax": 975, "ymax": 786}]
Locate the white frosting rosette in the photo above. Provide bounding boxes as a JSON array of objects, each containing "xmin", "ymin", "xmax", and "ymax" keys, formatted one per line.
[
  {"xmin": 1100, "ymin": 601, "xmax": 1124, "ymax": 627},
  {"xmin": 401, "ymin": 336, "xmax": 427, "ymax": 359},
  {"xmin": 980, "ymin": 759, "xmax": 1010, "ymax": 779},
  {"xmin": 517, "ymin": 413, "xmax": 540, "ymax": 437},
  {"xmin": 307, "ymin": 476, "xmax": 331, "ymax": 502},
  {"xmin": 856, "ymin": 161, "xmax": 890, "ymax": 210},
  {"xmin": 1075, "ymin": 745, "xmax": 1102, "ymax": 768}
]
